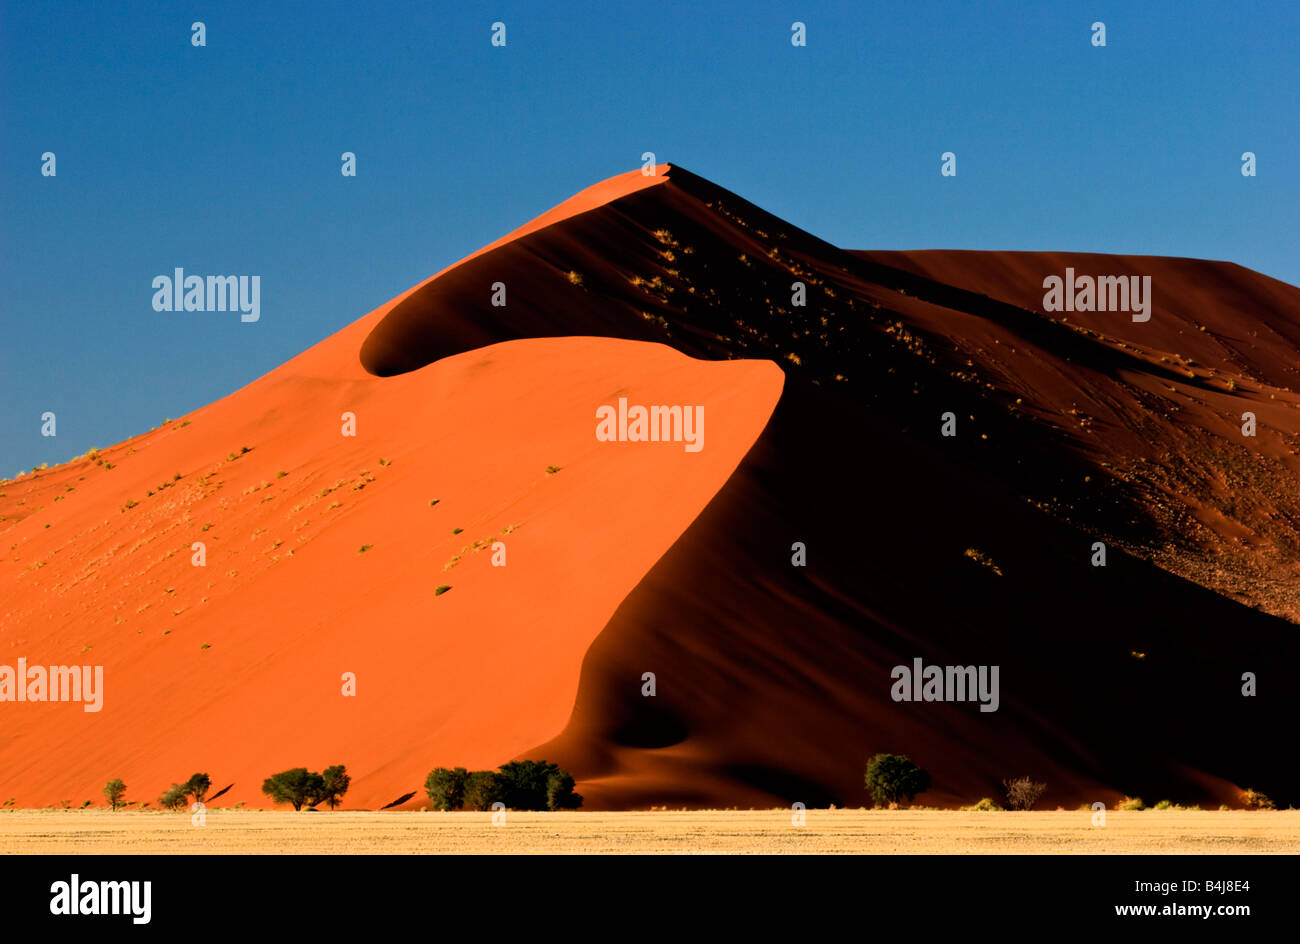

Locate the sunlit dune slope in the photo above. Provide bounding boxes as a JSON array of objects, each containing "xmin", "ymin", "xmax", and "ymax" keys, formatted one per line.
[{"xmin": 0, "ymin": 336, "xmax": 782, "ymax": 809}]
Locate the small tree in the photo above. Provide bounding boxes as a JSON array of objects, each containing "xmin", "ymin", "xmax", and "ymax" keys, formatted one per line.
[
  {"xmin": 184, "ymin": 773, "xmax": 211, "ymax": 803},
  {"xmin": 102, "ymin": 779, "xmax": 127, "ymax": 812},
  {"xmin": 463, "ymin": 771, "xmax": 505, "ymax": 811},
  {"xmin": 545, "ymin": 769, "xmax": 583, "ymax": 810},
  {"xmin": 159, "ymin": 783, "xmax": 189, "ymax": 811},
  {"xmin": 261, "ymin": 768, "xmax": 326, "ymax": 811},
  {"xmin": 425, "ymin": 767, "xmax": 469, "ymax": 811},
  {"xmin": 1001, "ymin": 777, "xmax": 1047, "ymax": 811},
  {"xmin": 319, "ymin": 765, "xmax": 350, "ymax": 810},
  {"xmin": 864, "ymin": 753, "xmax": 931, "ymax": 807}
]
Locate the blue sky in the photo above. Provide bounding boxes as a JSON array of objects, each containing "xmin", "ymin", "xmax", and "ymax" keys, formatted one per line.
[{"xmin": 2, "ymin": 0, "xmax": 1296, "ymax": 472}]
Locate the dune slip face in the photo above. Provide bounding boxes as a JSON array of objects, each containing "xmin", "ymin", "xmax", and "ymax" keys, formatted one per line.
[{"xmin": 4, "ymin": 164, "xmax": 1299, "ymax": 813}]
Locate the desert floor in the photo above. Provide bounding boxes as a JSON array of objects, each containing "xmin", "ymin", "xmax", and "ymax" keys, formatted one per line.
[{"xmin": 1, "ymin": 809, "xmax": 1297, "ymax": 854}]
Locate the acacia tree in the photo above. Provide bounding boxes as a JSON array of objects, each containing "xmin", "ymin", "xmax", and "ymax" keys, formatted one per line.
[
  {"xmin": 184, "ymin": 773, "xmax": 211, "ymax": 803},
  {"xmin": 319, "ymin": 765, "xmax": 350, "ymax": 810},
  {"xmin": 261, "ymin": 768, "xmax": 325, "ymax": 811},
  {"xmin": 425, "ymin": 767, "xmax": 468, "ymax": 811},
  {"xmin": 864, "ymin": 753, "xmax": 931, "ymax": 807},
  {"xmin": 102, "ymin": 779, "xmax": 127, "ymax": 812},
  {"xmin": 462, "ymin": 771, "xmax": 505, "ymax": 811},
  {"xmin": 545, "ymin": 769, "xmax": 583, "ymax": 811}
]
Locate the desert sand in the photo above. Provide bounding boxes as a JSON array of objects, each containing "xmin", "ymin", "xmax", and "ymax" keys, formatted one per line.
[{"xmin": 2, "ymin": 809, "xmax": 1296, "ymax": 855}]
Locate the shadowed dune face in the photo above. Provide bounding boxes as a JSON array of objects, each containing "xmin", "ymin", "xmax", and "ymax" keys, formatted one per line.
[
  {"xmin": 4, "ymin": 163, "xmax": 1300, "ymax": 811},
  {"xmin": 535, "ymin": 377, "xmax": 1299, "ymax": 809}
]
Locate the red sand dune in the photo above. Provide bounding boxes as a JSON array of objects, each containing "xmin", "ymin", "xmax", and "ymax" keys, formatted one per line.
[{"xmin": 3, "ymin": 164, "xmax": 1298, "ymax": 811}]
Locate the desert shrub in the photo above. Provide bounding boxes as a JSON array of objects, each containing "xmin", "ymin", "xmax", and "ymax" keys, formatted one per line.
[
  {"xmin": 159, "ymin": 784, "xmax": 189, "ymax": 810},
  {"xmin": 462, "ymin": 771, "xmax": 505, "ymax": 811},
  {"xmin": 102, "ymin": 779, "xmax": 127, "ymax": 812},
  {"xmin": 960, "ymin": 797, "xmax": 1002, "ymax": 811},
  {"xmin": 261, "ymin": 767, "xmax": 326, "ymax": 811},
  {"xmin": 425, "ymin": 767, "xmax": 469, "ymax": 811},
  {"xmin": 1117, "ymin": 796, "xmax": 1145, "ymax": 811},
  {"xmin": 864, "ymin": 753, "xmax": 931, "ymax": 807},
  {"xmin": 1002, "ymin": 777, "xmax": 1047, "ymax": 811},
  {"xmin": 1153, "ymin": 799, "xmax": 1173, "ymax": 810},
  {"xmin": 1241, "ymin": 789, "xmax": 1275, "ymax": 810}
]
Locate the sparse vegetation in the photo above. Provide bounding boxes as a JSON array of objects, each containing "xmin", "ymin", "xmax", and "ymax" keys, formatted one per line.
[
  {"xmin": 428, "ymin": 760, "xmax": 581, "ymax": 811},
  {"xmin": 545, "ymin": 465, "xmax": 561, "ymax": 475},
  {"xmin": 963, "ymin": 547, "xmax": 1003, "ymax": 576},
  {"xmin": 1117, "ymin": 796, "xmax": 1146, "ymax": 811},
  {"xmin": 960, "ymin": 797, "xmax": 1003, "ymax": 811},
  {"xmin": 434, "ymin": 585, "xmax": 451, "ymax": 596}
]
